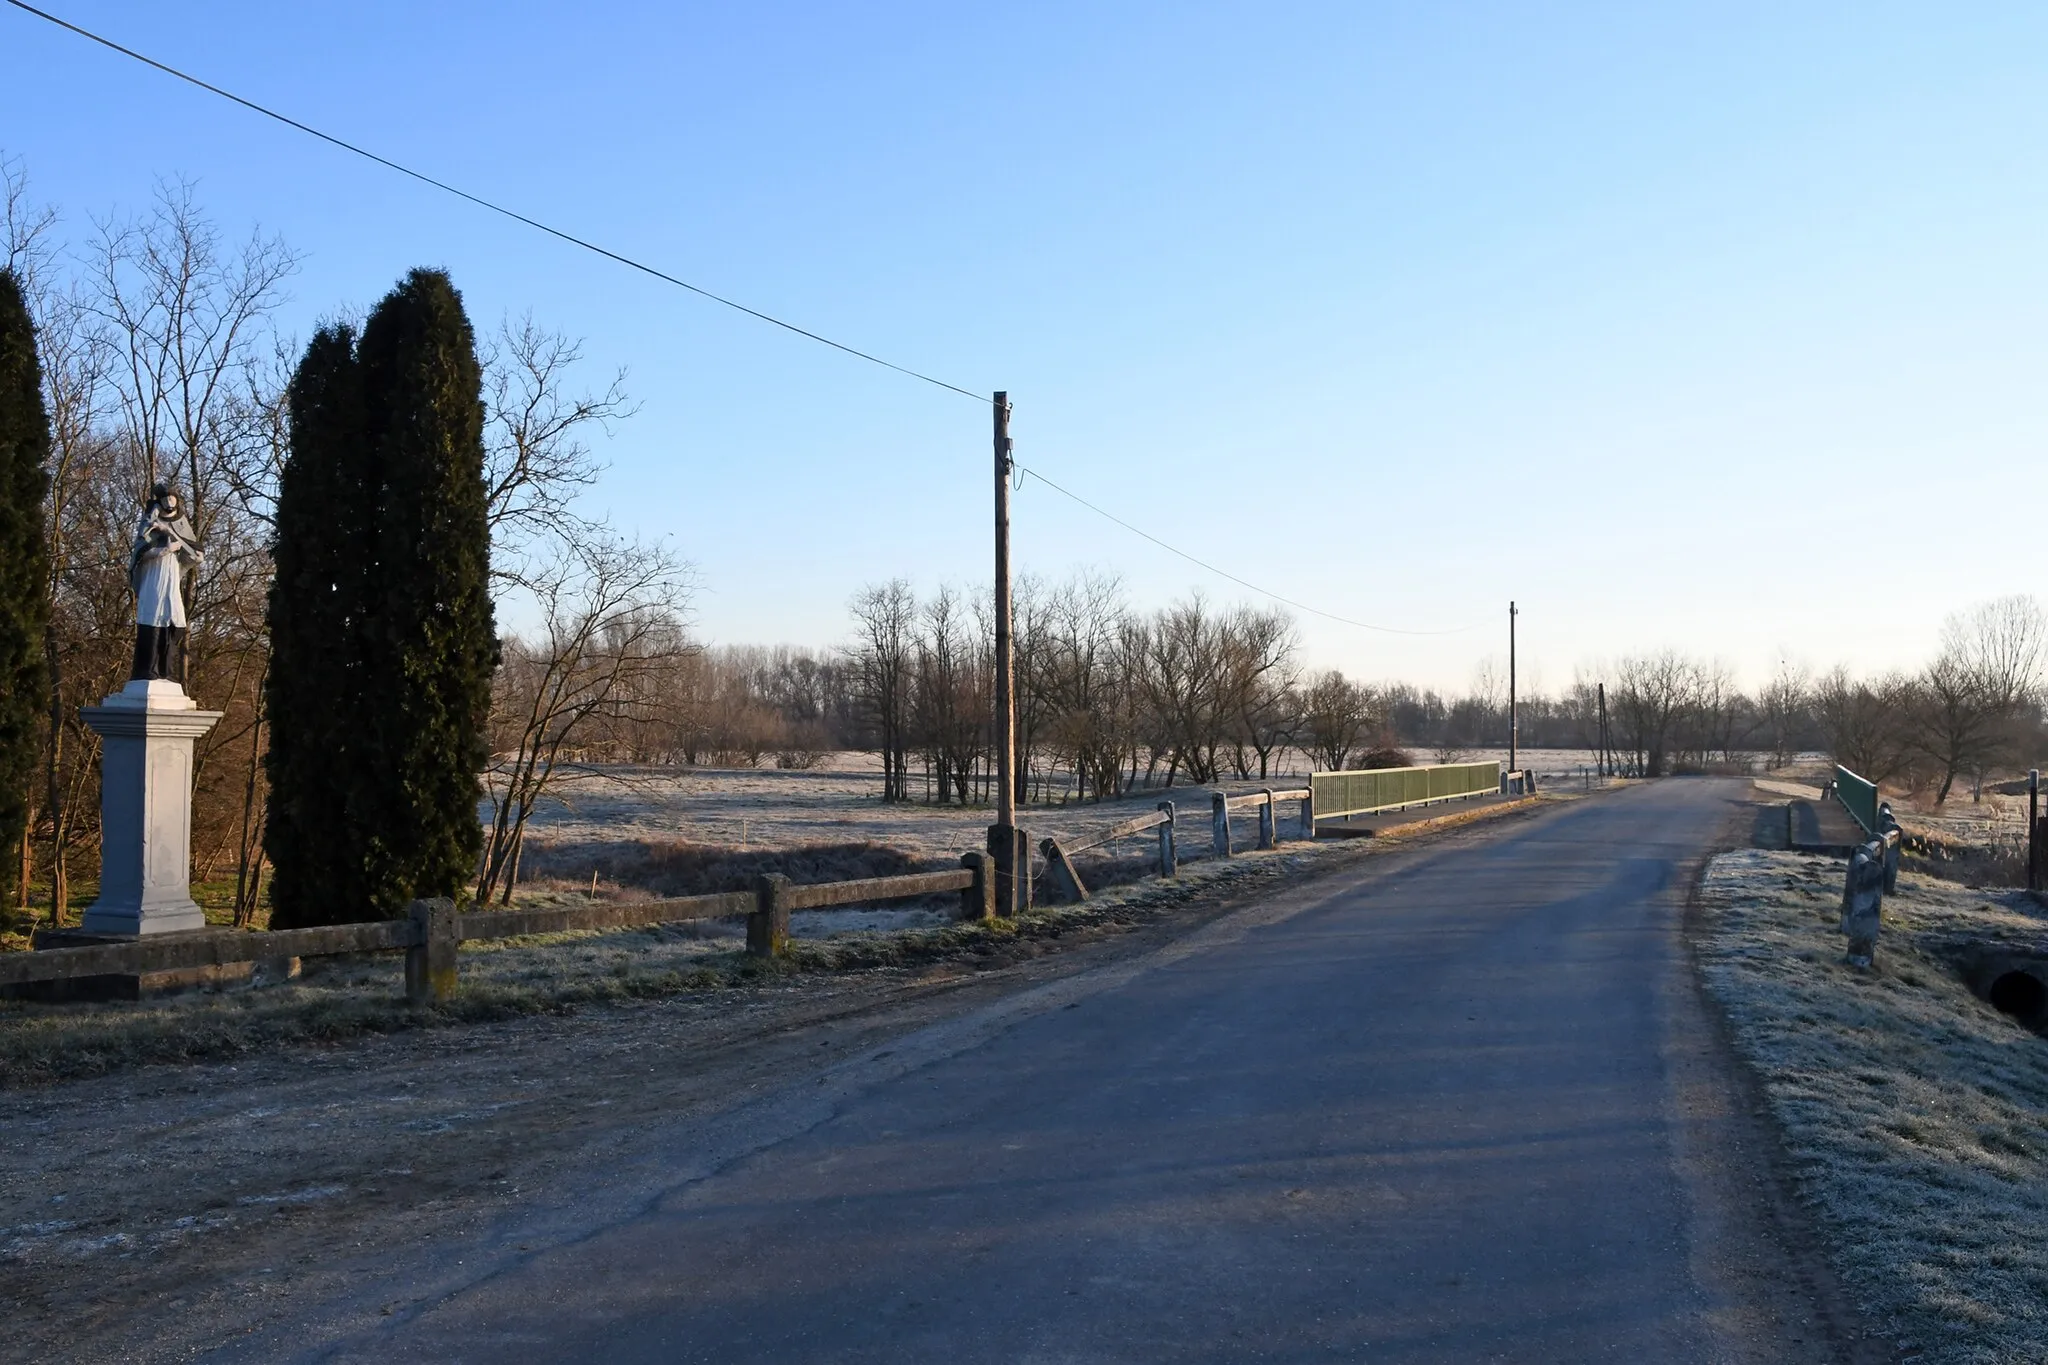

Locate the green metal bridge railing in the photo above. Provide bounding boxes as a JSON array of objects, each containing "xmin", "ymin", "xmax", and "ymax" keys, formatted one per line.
[
  {"xmin": 1311, "ymin": 761, "xmax": 1503, "ymax": 821},
  {"xmin": 1833, "ymin": 764, "xmax": 1881, "ymax": 836}
]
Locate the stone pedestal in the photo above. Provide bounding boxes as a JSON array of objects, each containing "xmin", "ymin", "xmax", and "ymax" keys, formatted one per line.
[{"xmin": 77, "ymin": 679, "xmax": 223, "ymax": 936}]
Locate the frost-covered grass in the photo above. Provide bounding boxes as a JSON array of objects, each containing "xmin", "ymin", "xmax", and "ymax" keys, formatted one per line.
[{"xmin": 1696, "ymin": 849, "xmax": 2048, "ymax": 1363}]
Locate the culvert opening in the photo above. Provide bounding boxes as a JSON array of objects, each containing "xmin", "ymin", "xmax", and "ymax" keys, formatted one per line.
[{"xmin": 1987, "ymin": 971, "xmax": 2047, "ymax": 1020}]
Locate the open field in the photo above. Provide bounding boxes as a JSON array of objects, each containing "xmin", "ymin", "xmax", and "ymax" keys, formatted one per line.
[
  {"xmin": 1693, "ymin": 848, "xmax": 2048, "ymax": 1363},
  {"xmin": 509, "ymin": 749, "xmax": 1609, "ymax": 884}
]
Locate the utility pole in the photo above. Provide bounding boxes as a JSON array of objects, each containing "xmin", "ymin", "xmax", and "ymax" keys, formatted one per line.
[
  {"xmin": 1597, "ymin": 681, "xmax": 1608, "ymax": 779},
  {"xmin": 987, "ymin": 392, "xmax": 1027, "ymax": 916},
  {"xmin": 1508, "ymin": 601, "xmax": 1518, "ymax": 777}
]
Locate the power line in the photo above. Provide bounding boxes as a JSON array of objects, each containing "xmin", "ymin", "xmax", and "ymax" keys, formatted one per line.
[
  {"xmin": 10, "ymin": 1, "xmax": 1478, "ymax": 638},
  {"xmin": 1016, "ymin": 464, "xmax": 1476, "ymax": 637},
  {"xmin": 2, "ymin": 0, "xmax": 989, "ymax": 406}
]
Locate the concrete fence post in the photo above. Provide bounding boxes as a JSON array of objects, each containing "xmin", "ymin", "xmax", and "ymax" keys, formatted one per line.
[
  {"xmin": 1157, "ymin": 801, "xmax": 1177, "ymax": 877},
  {"xmin": 749, "ymin": 873, "xmax": 792, "ymax": 958},
  {"xmin": 959, "ymin": 850, "xmax": 994, "ymax": 921},
  {"xmin": 1039, "ymin": 837, "xmax": 1090, "ymax": 904},
  {"xmin": 1301, "ymin": 787, "xmax": 1315, "ymax": 840},
  {"xmin": 404, "ymin": 898, "xmax": 458, "ymax": 1004},
  {"xmin": 1841, "ymin": 842, "xmax": 1884, "ymax": 968},
  {"xmin": 1211, "ymin": 793, "xmax": 1232, "ymax": 858},
  {"xmin": 1258, "ymin": 789, "xmax": 1277, "ymax": 849}
]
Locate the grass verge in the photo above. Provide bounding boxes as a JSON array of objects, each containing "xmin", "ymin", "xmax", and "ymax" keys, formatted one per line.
[{"xmin": 1694, "ymin": 849, "xmax": 2048, "ymax": 1364}]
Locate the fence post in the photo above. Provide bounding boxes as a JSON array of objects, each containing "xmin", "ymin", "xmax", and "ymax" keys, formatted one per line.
[
  {"xmin": 1157, "ymin": 801, "xmax": 1177, "ymax": 877},
  {"xmin": 749, "ymin": 873, "xmax": 792, "ymax": 957},
  {"xmin": 2031, "ymin": 769, "xmax": 2040, "ymax": 892},
  {"xmin": 1841, "ymin": 841, "xmax": 1884, "ymax": 968},
  {"xmin": 1301, "ymin": 786, "xmax": 1315, "ymax": 840},
  {"xmin": 404, "ymin": 898, "xmax": 458, "ymax": 1004},
  {"xmin": 1258, "ymin": 789, "xmax": 1276, "ymax": 849},
  {"xmin": 1877, "ymin": 803, "xmax": 1900, "ymax": 893},
  {"xmin": 1211, "ymin": 792, "xmax": 1232, "ymax": 858},
  {"xmin": 1039, "ymin": 837, "xmax": 1090, "ymax": 904},
  {"xmin": 960, "ymin": 850, "xmax": 994, "ymax": 921}
]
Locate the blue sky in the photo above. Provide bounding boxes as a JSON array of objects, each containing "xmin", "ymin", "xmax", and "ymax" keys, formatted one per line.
[{"xmin": 4, "ymin": 1, "xmax": 2043, "ymax": 692}]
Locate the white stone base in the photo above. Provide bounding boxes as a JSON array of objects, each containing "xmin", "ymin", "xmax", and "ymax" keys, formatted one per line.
[{"xmin": 78, "ymin": 680, "xmax": 223, "ymax": 937}]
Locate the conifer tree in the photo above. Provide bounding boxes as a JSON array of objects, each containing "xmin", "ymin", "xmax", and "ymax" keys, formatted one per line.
[
  {"xmin": 354, "ymin": 269, "xmax": 496, "ymax": 916},
  {"xmin": 265, "ymin": 325, "xmax": 370, "ymax": 929},
  {"xmin": 0, "ymin": 271, "xmax": 51, "ymax": 917}
]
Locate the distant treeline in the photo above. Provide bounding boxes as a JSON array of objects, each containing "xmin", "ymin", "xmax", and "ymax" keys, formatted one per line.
[{"xmin": 585, "ymin": 577, "xmax": 2046, "ymax": 810}]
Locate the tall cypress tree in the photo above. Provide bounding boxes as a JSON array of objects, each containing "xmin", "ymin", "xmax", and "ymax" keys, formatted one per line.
[
  {"xmin": 354, "ymin": 269, "xmax": 496, "ymax": 916},
  {"xmin": 265, "ymin": 324, "xmax": 371, "ymax": 929},
  {"xmin": 0, "ymin": 271, "xmax": 52, "ymax": 917}
]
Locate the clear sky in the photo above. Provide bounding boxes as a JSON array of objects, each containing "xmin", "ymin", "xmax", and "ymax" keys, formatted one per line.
[{"xmin": 4, "ymin": 1, "xmax": 2043, "ymax": 694}]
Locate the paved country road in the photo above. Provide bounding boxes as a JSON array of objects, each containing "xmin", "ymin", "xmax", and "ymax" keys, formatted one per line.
[{"xmin": 212, "ymin": 780, "xmax": 1872, "ymax": 1363}]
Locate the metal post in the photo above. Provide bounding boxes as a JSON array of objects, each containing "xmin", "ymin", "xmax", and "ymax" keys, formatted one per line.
[
  {"xmin": 2031, "ymin": 769, "xmax": 2040, "ymax": 892},
  {"xmin": 987, "ymin": 391, "xmax": 1025, "ymax": 916},
  {"xmin": 1157, "ymin": 801, "xmax": 1177, "ymax": 877}
]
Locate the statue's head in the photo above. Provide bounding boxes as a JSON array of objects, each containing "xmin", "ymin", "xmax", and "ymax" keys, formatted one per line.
[{"xmin": 150, "ymin": 481, "xmax": 181, "ymax": 520}]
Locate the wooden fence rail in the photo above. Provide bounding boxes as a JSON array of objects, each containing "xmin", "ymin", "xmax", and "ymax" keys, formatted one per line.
[
  {"xmin": 1038, "ymin": 785, "xmax": 1320, "ymax": 904},
  {"xmin": 1211, "ymin": 788, "xmax": 1314, "ymax": 858},
  {"xmin": 1, "ymin": 855, "xmax": 995, "ymax": 1005}
]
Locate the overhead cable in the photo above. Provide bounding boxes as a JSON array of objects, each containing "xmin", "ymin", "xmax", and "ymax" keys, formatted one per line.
[
  {"xmin": 1, "ymin": 0, "xmax": 989, "ymax": 405},
  {"xmin": 6, "ymin": 0, "xmax": 1477, "ymax": 638},
  {"xmin": 1016, "ymin": 465, "xmax": 1475, "ymax": 636}
]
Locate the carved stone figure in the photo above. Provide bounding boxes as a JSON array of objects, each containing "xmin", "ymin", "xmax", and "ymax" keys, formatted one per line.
[{"xmin": 130, "ymin": 481, "xmax": 202, "ymax": 684}]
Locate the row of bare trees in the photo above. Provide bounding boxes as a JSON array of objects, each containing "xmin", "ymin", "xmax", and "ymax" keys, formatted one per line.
[
  {"xmin": 842, "ymin": 574, "xmax": 1418, "ymax": 805},
  {"xmin": 1556, "ymin": 597, "xmax": 2047, "ymax": 793}
]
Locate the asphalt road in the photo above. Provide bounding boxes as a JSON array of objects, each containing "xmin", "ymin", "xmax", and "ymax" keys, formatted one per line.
[{"xmin": 273, "ymin": 779, "xmax": 1823, "ymax": 1363}]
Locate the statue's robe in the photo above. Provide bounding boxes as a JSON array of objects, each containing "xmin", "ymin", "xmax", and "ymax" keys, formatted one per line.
[{"xmin": 129, "ymin": 507, "xmax": 202, "ymax": 683}]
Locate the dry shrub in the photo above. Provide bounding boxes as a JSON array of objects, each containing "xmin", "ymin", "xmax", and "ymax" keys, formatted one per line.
[{"xmin": 1360, "ymin": 747, "xmax": 1415, "ymax": 770}]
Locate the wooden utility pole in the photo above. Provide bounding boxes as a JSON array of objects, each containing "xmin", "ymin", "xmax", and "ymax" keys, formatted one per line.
[
  {"xmin": 1508, "ymin": 601, "xmax": 1518, "ymax": 776},
  {"xmin": 1597, "ymin": 681, "xmax": 1608, "ymax": 778},
  {"xmin": 987, "ymin": 392, "xmax": 1027, "ymax": 916}
]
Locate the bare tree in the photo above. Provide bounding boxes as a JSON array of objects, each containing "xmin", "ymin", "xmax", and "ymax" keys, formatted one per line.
[
  {"xmin": 1610, "ymin": 651, "xmax": 1703, "ymax": 778},
  {"xmin": 1813, "ymin": 665, "xmax": 1916, "ymax": 785},
  {"xmin": 850, "ymin": 580, "xmax": 917, "ymax": 802},
  {"xmin": 478, "ymin": 534, "xmax": 695, "ymax": 904},
  {"xmin": 1914, "ymin": 596, "xmax": 2047, "ymax": 802},
  {"xmin": 480, "ymin": 314, "xmax": 632, "ymax": 559},
  {"xmin": 1300, "ymin": 669, "xmax": 1375, "ymax": 771},
  {"xmin": 1758, "ymin": 658, "xmax": 1810, "ymax": 771}
]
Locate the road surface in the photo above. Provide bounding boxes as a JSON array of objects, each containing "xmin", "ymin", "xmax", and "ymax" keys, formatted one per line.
[{"xmin": 219, "ymin": 779, "xmax": 1863, "ymax": 1362}]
